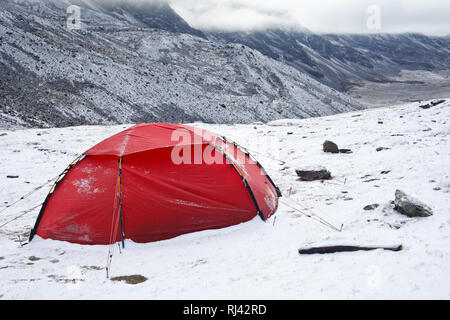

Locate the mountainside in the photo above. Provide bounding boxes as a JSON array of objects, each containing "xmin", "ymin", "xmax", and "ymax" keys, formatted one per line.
[
  {"xmin": 1, "ymin": 99, "xmax": 449, "ymax": 298},
  {"xmin": 209, "ymin": 29, "xmax": 450, "ymax": 93},
  {"xmin": 0, "ymin": 0, "xmax": 361, "ymax": 128},
  {"xmin": 5, "ymin": 0, "xmax": 205, "ymax": 36}
]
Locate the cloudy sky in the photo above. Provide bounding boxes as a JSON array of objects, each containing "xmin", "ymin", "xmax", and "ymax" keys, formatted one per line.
[{"xmin": 166, "ymin": 0, "xmax": 450, "ymax": 35}]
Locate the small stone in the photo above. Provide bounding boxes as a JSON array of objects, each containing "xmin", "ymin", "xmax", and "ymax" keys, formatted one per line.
[
  {"xmin": 363, "ymin": 204, "xmax": 380, "ymax": 211},
  {"xmin": 296, "ymin": 166, "xmax": 332, "ymax": 181},
  {"xmin": 323, "ymin": 140, "xmax": 339, "ymax": 153},
  {"xmin": 28, "ymin": 256, "xmax": 40, "ymax": 261},
  {"xmin": 431, "ymin": 99, "xmax": 446, "ymax": 106},
  {"xmin": 419, "ymin": 99, "xmax": 445, "ymax": 109},
  {"xmin": 363, "ymin": 178, "xmax": 380, "ymax": 183},
  {"xmin": 339, "ymin": 149, "xmax": 353, "ymax": 154},
  {"xmin": 376, "ymin": 147, "xmax": 390, "ymax": 152}
]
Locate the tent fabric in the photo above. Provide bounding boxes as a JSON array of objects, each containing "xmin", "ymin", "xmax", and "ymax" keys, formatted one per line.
[
  {"xmin": 31, "ymin": 123, "xmax": 280, "ymax": 245},
  {"xmin": 84, "ymin": 123, "xmax": 218, "ymax": 157}
]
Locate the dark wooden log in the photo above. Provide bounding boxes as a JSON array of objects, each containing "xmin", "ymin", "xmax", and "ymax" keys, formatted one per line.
[{"xmin": 299, "ymin": 245, "xmax": 402, "ymax": 255}]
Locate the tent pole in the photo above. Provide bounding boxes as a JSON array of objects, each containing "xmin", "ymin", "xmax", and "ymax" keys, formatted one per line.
[{"xmin": 118, "ymin": 157, "xmax": 125, "ymax": 249}]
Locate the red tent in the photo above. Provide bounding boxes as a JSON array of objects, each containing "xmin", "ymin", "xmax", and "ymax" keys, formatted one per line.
[{"xmin": 29, "ymin": 123, "xmax": 281, "ymax": 245}]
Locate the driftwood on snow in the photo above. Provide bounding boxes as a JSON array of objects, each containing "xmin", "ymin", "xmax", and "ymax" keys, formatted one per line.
[{"xmin": 298, "ymin": 245, "xmax": 403, "ymax": 255}]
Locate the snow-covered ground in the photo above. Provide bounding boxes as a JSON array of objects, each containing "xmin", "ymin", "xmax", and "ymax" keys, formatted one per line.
[{"xmin": 0, "ymin": 99, "xmax": 449, "ymax": 299}]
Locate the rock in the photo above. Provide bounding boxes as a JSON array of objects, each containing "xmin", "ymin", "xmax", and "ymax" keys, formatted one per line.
[
  {"xmin": 363, "ymin": 178, "xmax": 380, "ymax": 183},
  {"xmin": 431, "ymin": 99, "xmax": 446, "ymax": 106},
  {"xmin": 296, "ymin": 166, "xmax": 332, "ymax": 181},
  {"xmin": 323, "ymin": 140, "xmax": 339, "ymax": 153},
  {"xmin": 376, "ymin": 147, "xmax": 390, "ymax": 152},
  {"xmin": 419, "ymin": 103, "xmax": 432, "ymax": 109},
  {"xmin": 363, "ymin": 204, "xmax": 380, "ymax": 211},
  {"xmin": 339, "ymin": 149, "xmax": 353, "ymax": 154},
  {"xmin": 6, "ymin": 175, "xmax": 19, "ymax": 179},
  {"xmin": 394, "ymin": 190, "xmax": 433, "ymax": 217},
  {"xmin": 419, "ymin": 99, "xmax": 446, "ymax": 109}
]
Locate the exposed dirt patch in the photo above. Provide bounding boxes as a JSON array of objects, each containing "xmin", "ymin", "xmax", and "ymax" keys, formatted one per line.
[{"xmin": 110, "ymin": 275, "xmax": 148, "ymax": 285}]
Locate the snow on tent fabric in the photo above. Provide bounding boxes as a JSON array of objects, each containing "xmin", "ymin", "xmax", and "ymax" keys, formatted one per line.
[{"xmin": 29, "ymin": 123, "xmax": 280, "ymax": 245}]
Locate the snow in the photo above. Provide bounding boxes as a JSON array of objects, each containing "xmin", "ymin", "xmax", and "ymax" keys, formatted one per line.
[{"xmin": 0, "ymin": 99, "xmax": 449, "ymax": 299}]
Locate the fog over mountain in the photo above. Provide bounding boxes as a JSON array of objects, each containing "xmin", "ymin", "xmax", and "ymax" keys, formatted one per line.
[{"xmin": 169, "ymin": 0, "xmax": 450, "ymax": 36}]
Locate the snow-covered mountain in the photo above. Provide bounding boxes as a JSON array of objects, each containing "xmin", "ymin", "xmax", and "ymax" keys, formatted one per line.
[
  {"xmin": 1, "ymin": 99, "xmax": 449, "ymax": 299},
  {"xmin": 208, "ymin": 29, "xmax": 450, "ymax": 92},
  {"xmin": 0, "ymin": 0, "xmax": 361, "ymax": 128}
]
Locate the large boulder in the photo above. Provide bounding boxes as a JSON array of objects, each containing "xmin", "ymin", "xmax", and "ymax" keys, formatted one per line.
[
  {"xmin": 323, "ymin": 140, "xmax": 339, "ymax": 153},
  {"xmin": 394, "ymin": 190, "xmax": 433, "ymax": 217}
]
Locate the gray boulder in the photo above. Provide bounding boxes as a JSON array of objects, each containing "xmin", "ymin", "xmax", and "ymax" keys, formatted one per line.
[
  {"xmin": 296, "ymin": 166, "xmax": 332, "ymax": 181},
  {"xmin": 323, "ymin": 140, "xmax": 339, "ymax": 153},
  {"xmin": 419, "ymin": 99, "xmax": 446, "ymax": 109},
  {"xmin": 394, "ymin": 190, "xmax": 433, "ymax": 217}
]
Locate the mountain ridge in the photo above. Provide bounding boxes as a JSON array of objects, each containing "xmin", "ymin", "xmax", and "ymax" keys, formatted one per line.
[
  {"xmin": 208, "ymin": 29, "xmax": 450, "ymax": 91},
  {"xmin": 0, "ymin": 0, "xmax": 361, "ymax": 128}
]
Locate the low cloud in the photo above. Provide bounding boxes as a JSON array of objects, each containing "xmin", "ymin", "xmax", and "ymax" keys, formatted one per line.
[{"xmin": 167, "ymin": 0, "xmax": 450, "ymax": 35}]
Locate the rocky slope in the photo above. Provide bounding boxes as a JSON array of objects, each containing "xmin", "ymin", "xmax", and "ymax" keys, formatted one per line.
[
  {"xmin": 0, "ymin": 0, "xmax": 361, "ymax": 128},
  {"xmin": 209, "ymin": 29, "xmax": 450, "ymax": 92}
]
